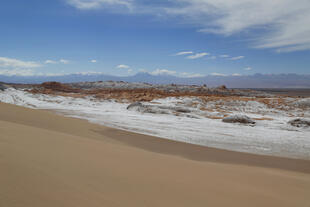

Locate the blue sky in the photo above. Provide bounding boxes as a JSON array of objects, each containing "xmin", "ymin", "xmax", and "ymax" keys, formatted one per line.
[{"xmin": 0, "ymin": 0, "xmax": 309, "ymax": 77}]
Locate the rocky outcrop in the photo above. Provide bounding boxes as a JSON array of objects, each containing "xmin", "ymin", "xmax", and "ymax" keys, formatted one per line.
[
  {"xmin": 0, "ymin": 83, "xmax": 7, "ymax": 91},
  {"xmin": 27, "ymin": 80, "xmax": 273, "ymax": 103},
  {"xmin": 41, "ymin": 82, "xmax": 79, "ymax": 93},
  {"xmin": 127, "ymin": 102, "xmax": 143, "ymax": 110},
  {"xmin": 222, "ymin": 115, "xmax": 256, "ymax": 124},
  {"xmin": 288, "ymin": 118, "xmax": 310, "ymax": 127},
  {"xmin": 294, "ymin": 98, "xmax": 310, "ymax": 108},
  {"xmin": 217, "ymin": 85, "xmax": 227, "ymax": 90},
  {"xmin": 127, "ymin": 102, "xmax": 191, "ymax": 115},
  {"xmin": 127, "ymin": 102, "xmax": 170, "ymax": 114}
]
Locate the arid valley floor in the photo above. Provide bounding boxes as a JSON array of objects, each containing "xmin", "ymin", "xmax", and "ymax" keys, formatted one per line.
[{"xmin": 1, "ymin": 81, "xmax": 310, "ymax": 206}]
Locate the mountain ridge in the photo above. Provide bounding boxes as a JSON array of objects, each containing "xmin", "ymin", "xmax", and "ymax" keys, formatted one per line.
[{"xmin": 1, "ymin": 72, "xmax": 310, "ymax": 88}]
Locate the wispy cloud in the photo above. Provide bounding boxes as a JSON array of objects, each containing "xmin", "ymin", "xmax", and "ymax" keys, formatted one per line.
[
  {"xmin": 148, "ymin": 69, "xmax": 204, "ymax": 78},
  {"xmin": 208, "ymin": 56, "xmax": 217, "ymax": 60},
  {"xmin": 150, "ymin": 69, "xmax": 204, "ymax": 77},
  {"xmin": 45, "ymin": 60, "xmax": 58, "ymax": 64},
  {"xmin": 0, "ymin": 69, "xmax": 35, "ymax": 76},
  {"xmin": 66, "ymin": 0, "xmax": 132, "ymax": 10},
  {"xmin": 90, "ymin": 59, "xmax": 97, "ymax": 63},
  {"xmin": 230, "ymin": 56, "xmax": 245, "ymax": 61},
  {"xmin": 186, "ymin": 52, "xmax": 209, "ymax": 59},
  {"xmin": 60, "ymin": 59, "xmax": 70, "ymax": 64},
  {"xmin": 45, "ymin": 59, "xmax": 70, "ymax": 64},
  {"xmin": 244, "ymin": 67, "xmax": 252, "ymax": 71},
  {"xmin": 116, "ymin": 64, "xmax": 130, "ymax": 69},
  {"xmin": 219, "ymin": 55, "xmax": 230, "ymax": 58},
  {"xmin": 73, "ymin": 71, "xmax": 105, "ymax": 75},
  {"xmin": 0, "ymin": 70, "xmax": 107, "ymax": 77},
  {"xmin": 211, "ymin": 72, "xmax": 227, "ymax": 77},
  {"xmin": 171, "ymin": 0, "xmax": 310, "ymax": 52},
  {"xmin": 150, "ymin": 69, "xmax": 177, "ymax": 76},
  {"xmin": 180, "ymin": 72, "xmax": 204, "ymax": 78},
  {"xmin": 174, "ymin": 51, "xmax": 193, "ymax": 56},
  {"xmin": 66, "ymin": 0, "xmax": 310, "ymax": 52},
  {"xmin": 210, "ymin": 72, "xmax": 243, "ymax": 76},
  {"xmin": 0, "ymin": 57, "xmax": 41, "ymax": 68},
  {"xmin": 139, "ymin": 69, "xmax": 148, "ymax": 73}
]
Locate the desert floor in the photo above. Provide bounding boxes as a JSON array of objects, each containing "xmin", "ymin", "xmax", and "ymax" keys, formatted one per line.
[{"xmin": 1, "ymin": 102, "xmax": 310, "ymax": 207}]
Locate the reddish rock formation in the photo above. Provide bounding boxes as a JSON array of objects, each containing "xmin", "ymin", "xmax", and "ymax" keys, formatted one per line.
[
  {"xmin": 28, "ymin": 81, "xmax": 277, "ymax": 104},
  {"xmin": 40, "ymin": 82, "xmax": 79, "ymax": 93}
]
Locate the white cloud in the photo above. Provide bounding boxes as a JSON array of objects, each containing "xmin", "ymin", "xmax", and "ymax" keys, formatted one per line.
[
  {"xmin": 139, "ymin": 69, "xmax": 148, "ymax": 73},
  {"xmin": 150, "ymin": 69, "xmax": 204, "ymax": 77},
  {"xmin": 128, "ymin": 68, "xmax": 133, "ymax": 73},
  {"xmin": 0, "ymin": 69, "xmax": 35, "ymax": 76},
  {"xmin": 175, "ymin": 51, "xmax": 193, "ymax": 56},
  {"xmin": 180, "ymin": 72, "xmax": 204, "ymax": 78},
  {"xmin": 208, "ymin": 56, "xmax": 216, "ymax": 60},
  {"xmin": 36, "ymin": 72, "xmax": 68, "ymax": 77},
  {"xmin": 244, "ymin": 67, "xmax": 252, "ymax": 71},
  {"xmin": 210, "ymin": 72, "xmax": 227, "ymax": 77},
  {"xmin": 67, "ymin": 0, "xmax": 310, "ymax": 52},
  {"xmin": 0, "ymin": 57, "xmax": 41, "ymax": 68},
  {"xmin": 232, "ymin": 73, "xmax": 242, "ymax": 76},
  {"xmin": 186, "ymin": 52, "xmax": 209, "ymax": 59},
  {"xmin": 230, "ymin": 56, "xmax": 245, "ymax": 61},
  {"xmin": 169, "ymin": 0, "xmax": 310, "ymax": 52},
  {"xmin": 45, "ymin": 59, "xmax": 70, "ymax": 64},
  {"xmin": 73, "ymin": 71, "xmax": 105, "ymax": 75},
  {"xmin": 40, "ymin": 71, "xmax": 105, "ymax": 76},
  {"xmin": 150, "ymin": 69, "xmax": 177, "ymax": 76},
  {"xmin": 60, "ymin": 59, "xmax": 70, "ymax": 64},
  {"xmin": 90, "ymin": 59, "xmax": 97, "ymax": 63},
  {"xmin": 116, "ymin": 64, "xmax": 130, "ymax": 69},
  {"xmin": 219, "ymin": 55, "xmax": 229, "ymax": 58},
  {"xmin": 66, "ymin": 0, "xmax": 132, "ymax": 10},
  {"xmin": 0, "ymin": 69, "xmax": 107, "ymax": 77},
  {"xmin": 45, "ymin": 60, "xmax": 58, "ymax": 64},
  {"xmin": 145, "ymin": 68, "xmax": 205, "ymax": 77}
]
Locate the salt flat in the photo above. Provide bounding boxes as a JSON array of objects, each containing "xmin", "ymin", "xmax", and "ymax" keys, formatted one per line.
[{"xmin": 1, "ymin": 86, "xmax": 309, "ymax": 159}]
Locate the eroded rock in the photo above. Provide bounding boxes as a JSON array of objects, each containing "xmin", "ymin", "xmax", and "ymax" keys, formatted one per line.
[
  {"xmin": 222, "ymin": 115, "xmax": 256, "ymax": 124},
  {"xmin": 41, "ymin": 82, "xmax": 79, "ymax": 93},
  {"xmin": 294, "ymin": 98, "xmax": 310, "ymax": 108},
  {"xmin": 0, "ymin": 83, "xmax": 7, "ymax": 91},
  {"xmin": 127, "ymin": 102, "xmax": 191, "ymax": 115},
  {"xmin": 288, "ymin": 118, "xmax": 310, "ymax": 127},
  {"xmin": 127, "ymin": 102, "xmax": 143, "ymax": 110}
]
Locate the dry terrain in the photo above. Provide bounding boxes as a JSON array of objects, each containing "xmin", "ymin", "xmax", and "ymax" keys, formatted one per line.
[{"xmin": 1, "ymin": 102, "xmax": 310, "ymax": 207}]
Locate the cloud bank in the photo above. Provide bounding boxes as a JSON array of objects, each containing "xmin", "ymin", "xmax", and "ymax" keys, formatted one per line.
[{"xmin": 0, "ymin": 57, "xmax": 41, "ymax": 68}]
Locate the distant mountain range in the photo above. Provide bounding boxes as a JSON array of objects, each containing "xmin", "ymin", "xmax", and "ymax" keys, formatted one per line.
[{"xmin": 1, "ymin": 73, "xmax": 310, "ymax": 88}]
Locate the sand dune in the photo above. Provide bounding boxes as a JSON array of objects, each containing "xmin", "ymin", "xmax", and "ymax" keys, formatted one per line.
[{"xmin": 1, "ymin": 102, "xmax": 310, "ymax": 207}]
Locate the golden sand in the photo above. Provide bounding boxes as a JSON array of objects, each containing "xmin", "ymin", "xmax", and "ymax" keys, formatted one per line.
[{"xmin": 1, "ymin": 102, "xmax": 309, "ymax": 207}]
